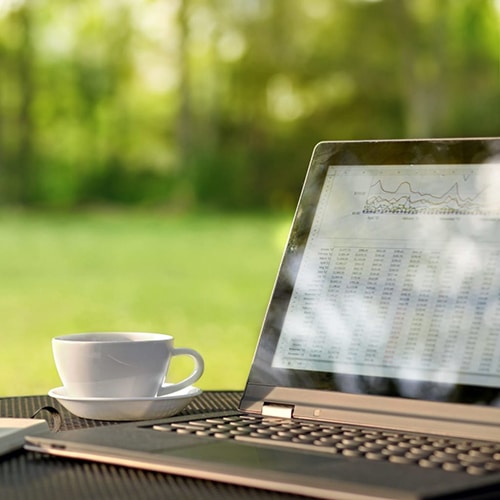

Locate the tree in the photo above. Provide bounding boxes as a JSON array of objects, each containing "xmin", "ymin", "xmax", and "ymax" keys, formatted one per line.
[{"xmin": 0, "ymin": 0, "xmax": 498, "ymax": 210}]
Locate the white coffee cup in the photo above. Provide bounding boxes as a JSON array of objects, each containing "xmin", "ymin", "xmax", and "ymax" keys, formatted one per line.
[{"xmin": 52, "ymin": 332, "xmax": 204, "ymax": 399}]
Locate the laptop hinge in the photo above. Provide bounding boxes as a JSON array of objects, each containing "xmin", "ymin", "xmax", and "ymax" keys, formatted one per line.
[{"xmin": 262, "ymin": 403, "xmax": 294, "ymax": 419}]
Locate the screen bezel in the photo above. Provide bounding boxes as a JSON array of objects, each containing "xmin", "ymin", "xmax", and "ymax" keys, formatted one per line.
[{"xmin": 245, "ymin": 138, "xmax": 500, "ymax": 406}]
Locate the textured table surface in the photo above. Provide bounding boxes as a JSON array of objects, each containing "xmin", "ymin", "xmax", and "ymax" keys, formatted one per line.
[{"xmin": 0, "ymin": 392, "xmax": 311, "ymax": 500}]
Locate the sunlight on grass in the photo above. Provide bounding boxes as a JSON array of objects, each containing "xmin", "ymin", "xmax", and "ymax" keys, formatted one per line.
[{"xmin": 0, "ymin": 210, "xmax": 290, "ymax": 396}]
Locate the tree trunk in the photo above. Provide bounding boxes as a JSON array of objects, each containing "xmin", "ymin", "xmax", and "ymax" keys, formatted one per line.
[{"xmin": 16, "ymin": 5, "xmax": 35, "ymax": 204}]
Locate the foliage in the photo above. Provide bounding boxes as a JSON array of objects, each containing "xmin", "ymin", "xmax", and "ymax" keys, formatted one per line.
[{"xmin": 0, "ymin": 0, "xmax": 499, "ymax": 210}]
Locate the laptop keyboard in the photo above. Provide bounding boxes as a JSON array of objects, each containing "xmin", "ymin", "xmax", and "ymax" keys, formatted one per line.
[{"xmin": 153, "ymin": 414, "xmax": 500, "ymax": 476}]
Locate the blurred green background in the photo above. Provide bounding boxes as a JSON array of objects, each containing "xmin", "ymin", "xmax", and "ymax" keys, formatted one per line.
[{"xmin": 0, "ymin": 0, "xmax": 499, "ymax": 395}]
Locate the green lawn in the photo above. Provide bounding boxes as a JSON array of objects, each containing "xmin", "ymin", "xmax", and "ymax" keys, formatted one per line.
[{"xmin": 0, "ymin": 210, "xmax": 291, "ymax": 396}]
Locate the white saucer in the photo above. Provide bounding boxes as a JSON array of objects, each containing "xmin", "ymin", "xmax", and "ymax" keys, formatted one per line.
[{"xmin": 49, "ymin": 385, "xmax": 202, "ymax": 421}]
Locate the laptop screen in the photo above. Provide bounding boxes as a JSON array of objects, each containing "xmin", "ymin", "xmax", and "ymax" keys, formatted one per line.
[{"xmin": 247, "ymin": 138, "xmax": 500, "ymax": 406}]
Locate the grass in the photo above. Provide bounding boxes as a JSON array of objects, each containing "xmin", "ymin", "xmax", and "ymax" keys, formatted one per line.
[{"xmin": 0, "ymin": 210, "xmax": 291, "ymax": 396}]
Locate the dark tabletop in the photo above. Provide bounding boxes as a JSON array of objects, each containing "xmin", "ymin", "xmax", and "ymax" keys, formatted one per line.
[{"xmin": 0, "ymin": 392, "xmax": 312, "ymax": 500}]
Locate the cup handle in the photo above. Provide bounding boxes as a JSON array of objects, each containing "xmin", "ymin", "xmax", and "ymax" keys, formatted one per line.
[{"xmin": 156, "ymin": 347, "xmax": 204, "ymax": 397}]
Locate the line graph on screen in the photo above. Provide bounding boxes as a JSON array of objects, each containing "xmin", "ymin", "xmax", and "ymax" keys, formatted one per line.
[{"xmin": 362, "ymin": 175, "xmax": 499, "ymax": 216}]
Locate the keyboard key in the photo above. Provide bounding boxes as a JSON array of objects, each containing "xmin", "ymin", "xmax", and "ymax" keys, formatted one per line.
[
  {"xmin": 419, "ymin": 459, "xmax": 442, "ymax": 469},
  {"xmin": 342, "ymin": 448, "xmax": 364, "ymax": 457},
  {"xmin": 466, "ymin": 465, "xmax": 489, "ymax": 476},
  {"xmin": 442, "ymin": 462, "xmax": 466, "ymax": 473},
  {"xmin": 389, "ymin": 455, "xmax": 418, "ymax": 465},
  {"xmin": 406, "ymin": 448, "xmax": 433, "ymax": 460},
  {"xmin": 457, "ymin": 453, "xmax": 490, "ymax": 465}
]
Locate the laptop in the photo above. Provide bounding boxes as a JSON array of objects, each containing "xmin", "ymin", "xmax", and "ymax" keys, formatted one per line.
[{"xmin": 26, "ymin": 138, "xmax": 500, "ymax": 499}]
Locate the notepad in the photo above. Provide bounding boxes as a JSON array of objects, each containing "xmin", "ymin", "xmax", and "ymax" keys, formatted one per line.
[{"xmin": 0, "ymin": 419, "xmax": 49, "ymax": 457}]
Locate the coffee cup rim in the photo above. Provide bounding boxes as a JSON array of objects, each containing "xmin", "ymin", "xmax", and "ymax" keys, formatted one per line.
[{"xmin": 53, "ymin": 332, "xmax": 173, "ymax": 343}]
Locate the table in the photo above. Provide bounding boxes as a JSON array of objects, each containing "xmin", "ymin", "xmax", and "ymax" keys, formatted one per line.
[{"xmin": 0, "ymin": 392, "xmax": 311, "ymax": 500}]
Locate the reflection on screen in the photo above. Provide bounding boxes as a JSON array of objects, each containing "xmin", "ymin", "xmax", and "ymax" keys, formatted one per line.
[{"xmin": 272, "ymin": 164, "xmax": 500, "ymax": 389}]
